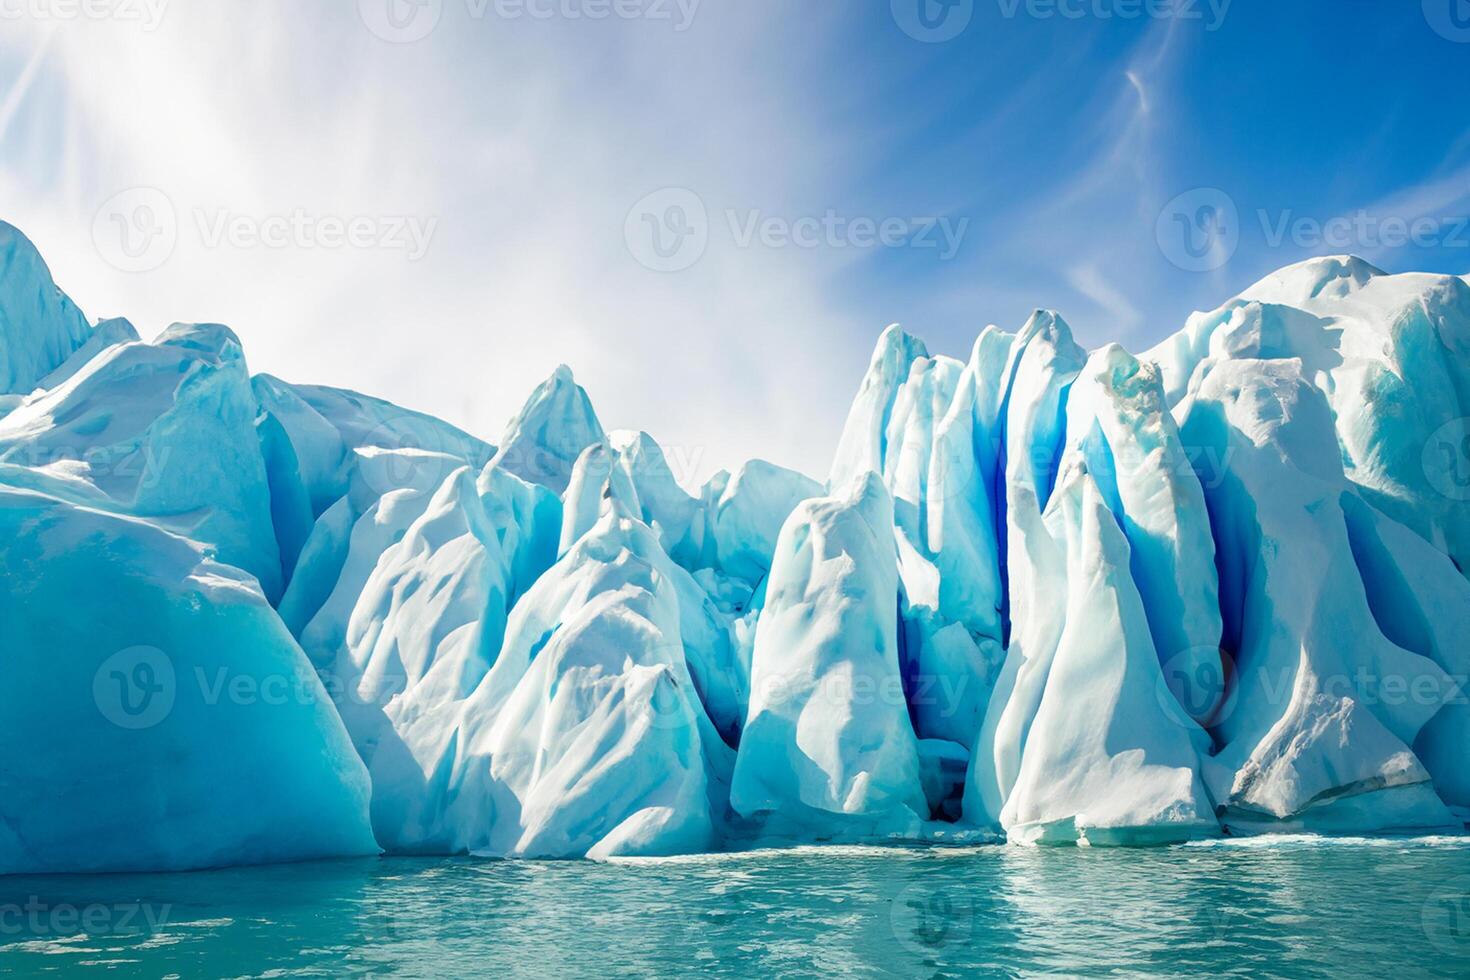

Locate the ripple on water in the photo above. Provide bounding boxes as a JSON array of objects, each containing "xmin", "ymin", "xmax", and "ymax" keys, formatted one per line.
[{"xmin": 0, "ymin": 840, "xmax": 1467, "ymax": 977}]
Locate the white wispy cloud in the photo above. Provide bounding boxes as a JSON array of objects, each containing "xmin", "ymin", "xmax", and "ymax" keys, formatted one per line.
[
  {"xmin": 1066, "ymin": 262, "xmax": 1143, "ymax": 333},
  {"xmin": 0, "ymin": 2, "xmax": 877, "ymax": 487}
]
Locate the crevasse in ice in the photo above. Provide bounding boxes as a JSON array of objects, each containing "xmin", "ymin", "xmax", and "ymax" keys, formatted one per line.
[{"xmin": 3, "ymin": 221, "xmax": 1469, "ymax": 871}]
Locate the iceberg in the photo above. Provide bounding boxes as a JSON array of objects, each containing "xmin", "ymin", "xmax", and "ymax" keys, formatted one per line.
[
  {"xmin": 2, "ymin": 215, "xmax": 1468, "ymax": 871},
  {"xmin": 366, "ymin": 508, "xmax": 724, "ymax": 859},
  {"xmin": 984, "ymin": 460, "xmax": 1217, "ymax": 845},
  {"xmin": 731, "ymin": 472, "xmax": 928, "ymax": 836},
  {"xmin": 836, "ymin": 328, "xmax": 1004, "ymax": 750},
  {"xmin": 0, "ymin": 319, "xmax": 287, "ymax": 599},
  {"xmin": 491, "ymin": 364, "xmax": 605, "ymax": 494},
  {"xmin": 713, "ymin": 458, "xmax": 824, "ymax": 585},
  {"xmin": 0, "ymin": 223, "xmax": 91, "ymax": 398},
  {"xmin": 0, "ymin": 486, "xmax": 376, "ymax": 874}
]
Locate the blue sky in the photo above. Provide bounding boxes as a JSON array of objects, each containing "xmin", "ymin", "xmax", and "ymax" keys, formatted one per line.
[{"xmin": 1, "ymin": 1, "xmax": 1467, "ymax": 483}]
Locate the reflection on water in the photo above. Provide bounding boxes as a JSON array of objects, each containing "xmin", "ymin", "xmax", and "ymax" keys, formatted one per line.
[{"xmin": 3, "ymin": 837, "xmax": 1469, "ymax": 977}]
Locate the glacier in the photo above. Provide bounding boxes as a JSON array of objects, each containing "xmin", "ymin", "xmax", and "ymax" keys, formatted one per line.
[{"xmin": 2, "ymin": 218, "xmax": 1469, "ymax": 872}]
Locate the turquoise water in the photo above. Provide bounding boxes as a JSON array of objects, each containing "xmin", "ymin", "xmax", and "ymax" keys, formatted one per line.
[{"xmin": 3, "ymin": 838, "xmax": 1470, "ymax": 977}]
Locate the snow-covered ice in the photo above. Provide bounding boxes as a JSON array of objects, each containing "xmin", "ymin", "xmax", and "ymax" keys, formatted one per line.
[{"xmin": 2, "ymin": 218, "xmax": 1469, "ymax": 871}]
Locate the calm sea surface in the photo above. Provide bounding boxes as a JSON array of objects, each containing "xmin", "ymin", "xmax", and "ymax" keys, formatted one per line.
[{"xmin": 3, "ymin": 837, "xmax": 1470, "ymax": 977}]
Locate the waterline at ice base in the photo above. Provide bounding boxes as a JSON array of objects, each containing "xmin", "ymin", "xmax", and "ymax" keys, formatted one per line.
[{"xmin": 3, "ymin": 218, "xmax": 1470, "ymax": 873}]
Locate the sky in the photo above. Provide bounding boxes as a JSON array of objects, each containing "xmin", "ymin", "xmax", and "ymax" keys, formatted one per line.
[{"xmin": 1, "ymin": 1, "xmax": 1469, "ymax": 487}]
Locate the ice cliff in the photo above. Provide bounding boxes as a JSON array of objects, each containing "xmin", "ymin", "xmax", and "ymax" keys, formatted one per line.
[{"xmin": 2, "ymin": 220, "xmax": 1469, "ymax": 871}]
